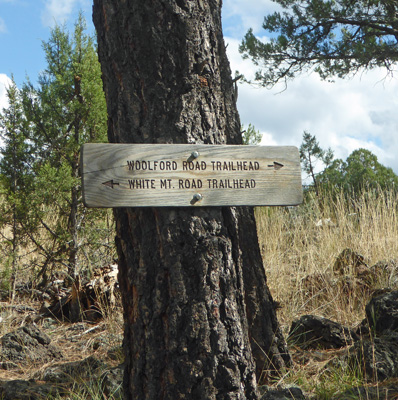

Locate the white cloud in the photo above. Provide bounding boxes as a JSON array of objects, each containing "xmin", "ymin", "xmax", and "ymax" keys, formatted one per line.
[
  {"xmin": 259, "ymin": 132, "xmax": 278, "ymax": 146},
  {"xmin": 41, "ymin": 0, "xmax": 91, "ymax": 27},
  {"xmin": 0, "ymin": 74, "xmax": 12, "ymax": 110},
  {"xmin": 225, "ymin": 36, "xmax": 398, "ymax": 175},
  {"xmin": 222, "ymin": 0, "xmax": 282, "ymax": 38},
  {"xmin": 0, "ymin": 17, "xmax": 7, "ymax": 33}
]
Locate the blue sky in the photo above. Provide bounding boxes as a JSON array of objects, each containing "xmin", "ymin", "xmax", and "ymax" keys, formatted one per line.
[
  {"xmin": 0, "ymin": 0, "xmax": 93, "ymax": 86},
  {"xmin": 1, "ymin": 0, "xmax": 398, "ymax": 177}
]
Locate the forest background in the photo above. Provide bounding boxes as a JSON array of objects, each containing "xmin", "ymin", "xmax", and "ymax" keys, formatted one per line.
[
  {"xmin": 1, "ymin": 0, "xmax": 398, "ymax": 176},
  {"xmin": 0, "ymin": 1, "xmax": 398, "ymax": 398}
]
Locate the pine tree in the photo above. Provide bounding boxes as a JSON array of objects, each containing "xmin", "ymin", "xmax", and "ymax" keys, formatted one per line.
[
  {"xmin": 300, "ymin": 131, "xmax": 333, "ymax": 197},
  {"xmin": 93, "ymin": 0, "xmax": 291, "ymax": 397},
  {"xmin": 240, "ymin": 0, "xmax": 398, "ymax": 87},
  {"xmin": 242, "ymin": 123, "xmax": 262, "ymax": 145},
  {"xmin": 318, "ymin": 148, "xmax": 398, "ymax": 197},
  {"xmin": 19, "ymin": 14, "xmax": 109, "ymax": 285},
  {"xmin": 0, "ymin": 79, "xmax": 34, "ymax": 299}
]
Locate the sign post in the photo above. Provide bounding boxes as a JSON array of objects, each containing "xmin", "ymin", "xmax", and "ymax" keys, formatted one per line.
[{"xmin": 81, "ymin": 143, "xmax": 302, "ymax": 208}]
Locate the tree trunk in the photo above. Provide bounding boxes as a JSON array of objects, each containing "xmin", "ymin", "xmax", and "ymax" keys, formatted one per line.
[
  {"xmin": 67, "ymin": 172, "xmax": 79, "ymax": 282},
  {"xmin": 68, "ymin": 74, "xmax": 85, "ymax": 285},
  {"xmin": 11, "ymin": 141, "xmax": 17, "ymax": 303},
  {"xmin": 93, "ymin": 1, "xmax": 290, "ymax": 398}
]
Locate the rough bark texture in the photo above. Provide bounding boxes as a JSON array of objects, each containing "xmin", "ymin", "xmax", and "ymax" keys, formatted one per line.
[{"xmin": 93, "ymin": 1, "xmax": 290, "ymax": 398}]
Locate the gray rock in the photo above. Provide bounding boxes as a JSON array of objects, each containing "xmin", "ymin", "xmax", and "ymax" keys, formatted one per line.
[
  {"xmin": 0, "ymin": 357, "xmax": 119, "ymax": 400},
  {"xmin": 365, "ymin": 290, "xmax": 398, "ymax": 334},
  {"xmin": 35, "ymin": 355, "xmax": 106, "ymax": 383},
  {"xmin": 288, "ymin": 315, "xmax": 358, "ymax": 350},
  {"xmin": 370, "ymin": 259, "xmax": 398, "ymax": 288},
  {"xmin": 0, "ymin": 323, "xmax": 62, "ymax": 365},
  {"xmin": 331, "ymin": 291, "xmax": 398, "ymax": 383},
  {"xmin": 0, "ymin": 379, "xmax": 66, "ymax": 400},
  {"xmin": 101, "ymin": 364, "xmax": 124, "ymax": 399},
  {"xmin": 259, "ymin": 385, "xmax": 306, "ymax": 399},
  {"xmin": 333, "ymin": 248, "xmax": 368, "ymax": 275},
  {"xmin": 348, "ymin": 331, "xmax": 398, "ymax": 382},
  {"xmin": 92, "ymin": 332, "xmax": 123, "ymax": 352}
]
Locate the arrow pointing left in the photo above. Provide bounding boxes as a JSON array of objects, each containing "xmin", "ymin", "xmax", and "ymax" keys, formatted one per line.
[{"xmin": 102, "ymin": 180, "xmax": 120, "ymax": 189}]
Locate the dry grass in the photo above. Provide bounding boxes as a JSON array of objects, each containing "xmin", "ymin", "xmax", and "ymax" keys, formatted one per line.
[
  {"xmin": 255, "ymin": 188, "xmax": 398, "ymax": 397},
  {"xmin": 1, "ymin": 188, "xmax": 398, "ymax": 398},
  {"xmin": 256, "ymin": 189, "xmax": 398, "ymax": 330},
  {"xmin": 0, "ymin": 296, "xmax": 123, "ymax": 382}
]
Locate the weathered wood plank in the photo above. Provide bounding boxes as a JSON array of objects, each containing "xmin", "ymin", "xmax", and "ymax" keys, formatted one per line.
[{"xmin": 81, "ymin": 143, "xmax": 302, "ymax": 207}]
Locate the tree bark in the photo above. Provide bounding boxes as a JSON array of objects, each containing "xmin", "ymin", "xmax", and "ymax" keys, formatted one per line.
[{"xmin": 93, "ymin": 1, "xmax": 290, "ymax": 398}]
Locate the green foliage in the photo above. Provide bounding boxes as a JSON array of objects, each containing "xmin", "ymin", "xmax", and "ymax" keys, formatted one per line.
[
  {"xmin": 0, "ymin": 80, "xmax": 34, "ymax": 218},
  {"xmin": 299, "ymin": 132, "xmax": 398, "ymax": 199},
  {"xmin": 50, "ymin": 379, "xmax": 122, "ymax": 400},
  {"xmin": 0, "ymin": 79, "xmax": 36, "ymax": 296},
  {"xmin": 240, "ymin": 0, "xmax": 398, "ymax": 87},
  {"xmin": 241, "ymin": 123, "xmax": 262, "ymax": 145},
  {"xmin": 311, "ymin": 361, "xmax": 365, "ymax": 400},
  {"xmin": 299, "ymin": 131, "xmax": 333, "ymax": 197},
  {"xmin": 319, "ymin": 148, "xmax": 398, "ymax": 196},
  {"xmin": 0, "ymin": 13, "xmax": 113, "ymax": 285}
]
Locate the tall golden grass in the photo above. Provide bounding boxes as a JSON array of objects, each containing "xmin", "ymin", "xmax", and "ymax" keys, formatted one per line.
[
  {"xmin": 255, "ymin": 188, "xmax": 398, "ymax": 331},
  {"xmin": 255, "ymin": 188, "xmax": 398, "ymax": 396}
]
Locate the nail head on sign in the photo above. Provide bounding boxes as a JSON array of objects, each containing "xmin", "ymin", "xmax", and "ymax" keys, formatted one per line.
[{"xmin": 193, "ymin": 193, "xmax": 203, "ymax": 202}]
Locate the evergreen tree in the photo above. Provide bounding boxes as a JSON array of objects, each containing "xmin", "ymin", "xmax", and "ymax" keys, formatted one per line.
[
  {"xmin": 18, "ymin": 14, "xmax": 108, "ymax": 284},
  {"xmin": 319, "ymin": 148, "xmax": 398, "ymax": 196},
  {"xmin": 240, "ymin": 0, "xmax": 398, "ymax": 87},
  {"xmin": 242, "ymin": 123, "xmax": 262, "ymax": 145},
  {"xmin": 299, "ymin": 131, "xmax": 333, "ymax": 197},
  {"xmin": 0, "ymin": 79, "xmax": 34, "ymax": 298}
]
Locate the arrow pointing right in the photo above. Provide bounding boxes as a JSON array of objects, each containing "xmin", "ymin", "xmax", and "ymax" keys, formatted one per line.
[{"xmin": 268, "ymin": 161, "xmax": 284, "ymax": 170}]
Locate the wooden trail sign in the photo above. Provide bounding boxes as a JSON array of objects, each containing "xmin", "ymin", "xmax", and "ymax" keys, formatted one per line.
[{"xmin": 81, "ymin": 143, "xmax": 302, "ymax": 208}]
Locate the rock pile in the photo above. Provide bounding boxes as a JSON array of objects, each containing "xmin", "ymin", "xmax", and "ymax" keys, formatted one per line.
[
  {"xmin": 288, "ymin": 243, "xmax": 398, "ymax": 400},
  {"xmin": 0, "ymin": 323, "xmax": 123, "ymax": 400},
  {"xmin": 0, "ymin": 324, "xmax": 62, "ymax": 368},
  {"xmin": 287, "ymin": 289, "xmax": 398, "ymax": 399}
]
